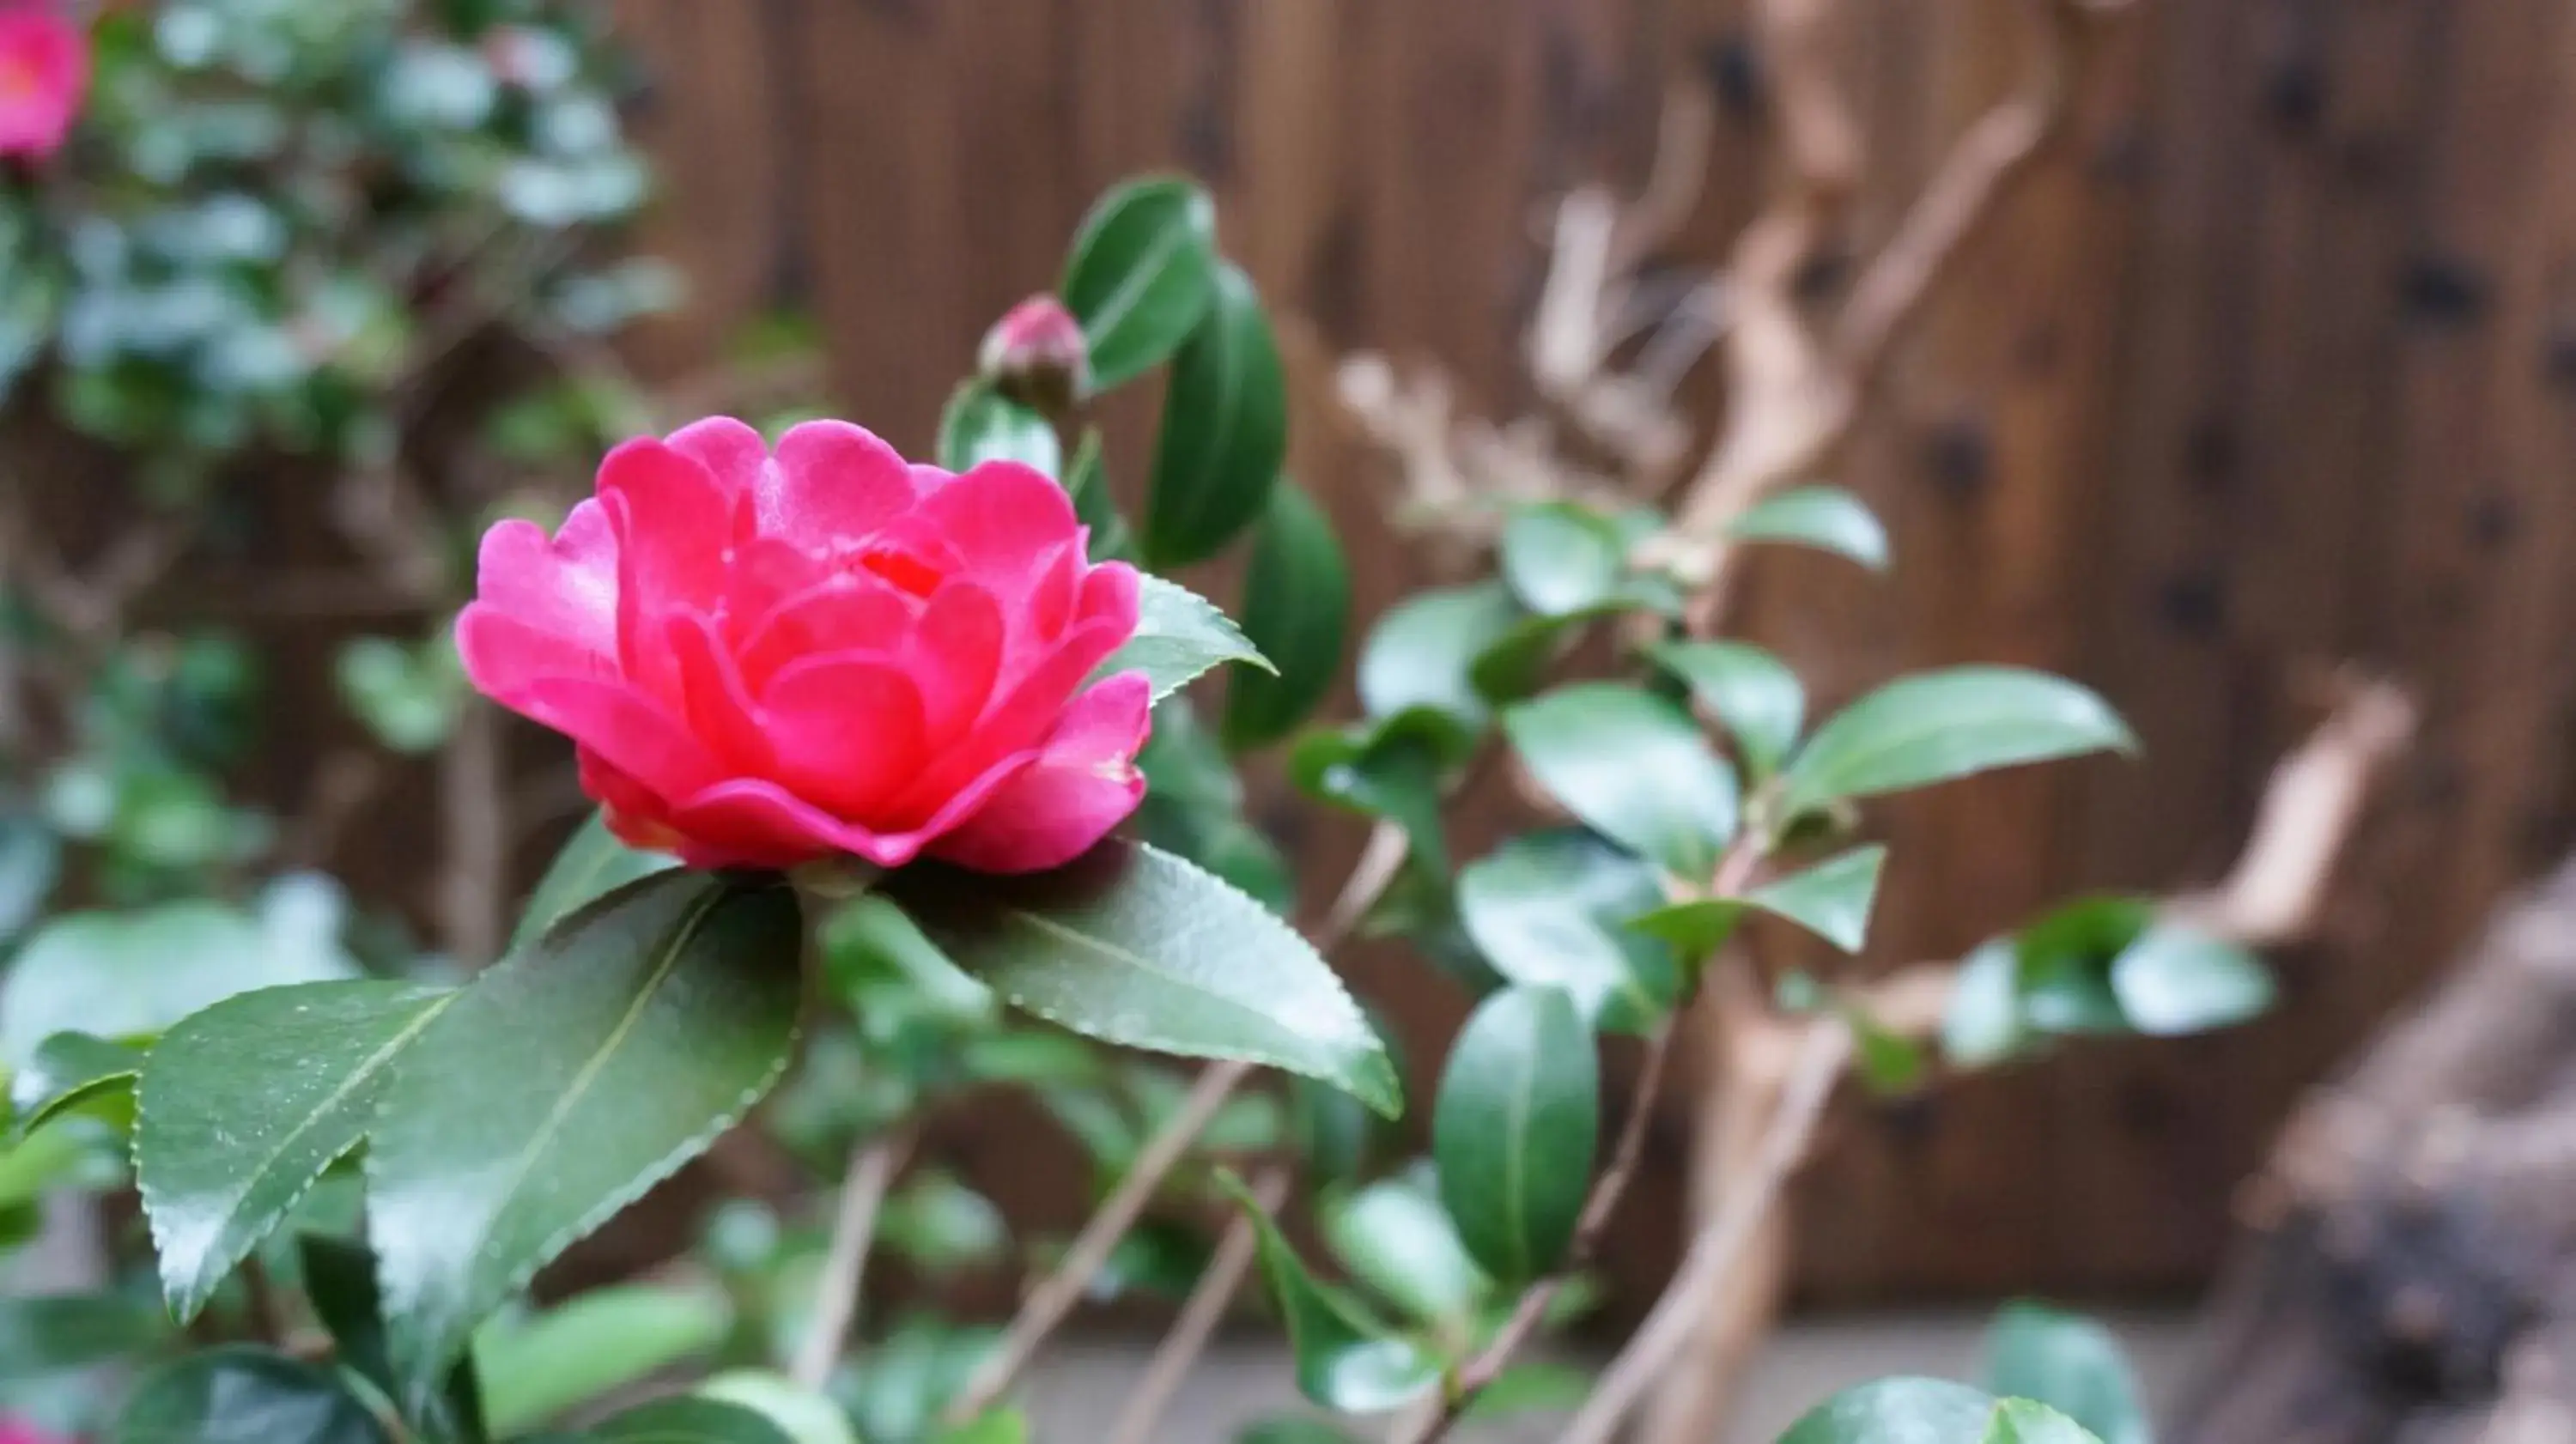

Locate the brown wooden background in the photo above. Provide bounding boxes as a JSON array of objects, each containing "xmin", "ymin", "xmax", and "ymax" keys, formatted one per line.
[{"xmin": 597, "ymin": 0, "xmax": 2576, "ymax": 1304}]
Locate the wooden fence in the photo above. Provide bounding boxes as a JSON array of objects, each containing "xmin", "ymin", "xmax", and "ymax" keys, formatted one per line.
[{"xmin": 602, "ymin": 0, "xmax": 2576, "ymax": 1303}]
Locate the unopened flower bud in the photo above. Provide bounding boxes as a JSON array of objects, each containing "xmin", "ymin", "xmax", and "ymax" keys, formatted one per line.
[{"xmin": 976, "ymin": 294, "xmax": 1090, "ymax": 412}]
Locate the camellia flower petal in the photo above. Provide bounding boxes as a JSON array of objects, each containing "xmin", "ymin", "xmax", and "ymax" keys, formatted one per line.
[
  {"xmin": 0, "ymin": 6, "xmax": 86, "ymax": 161},
  {"xmin": 461, "ymin": 416, "xmax": 1150, "ymax": 873}
]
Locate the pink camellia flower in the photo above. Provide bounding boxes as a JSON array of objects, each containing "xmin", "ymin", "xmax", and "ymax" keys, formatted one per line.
[
  {"xmin": 0, "ymin": 6, "xmax": 85, "ymax": 161},
  {"xmin": 459, "ymin": 417, "xmax": 1150, "ymax": 873}
]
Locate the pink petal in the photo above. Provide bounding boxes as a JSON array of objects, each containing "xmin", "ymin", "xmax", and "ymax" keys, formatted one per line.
[
  {"xmin": 456, "ymin": 604, "xmax": 617, "ymax": 707},
  {"xmin": 902, "ymin": 580, "xmax": 1005, "ymax": 735},
  {"xmin": 766, "ymin": 420, "xmax": 918, "ymax": 543},
  {"xmin": 472, "ymin": 501, "xmax": 619, "ymax": 657},
  {"xmin": 665, "ymin": 614, "xmax": 770, "ymax": 771},
  {"xmin": 670, "ymin": 751, "xmax": 1041, "ymax": 870},
  {"xmin": 520, "ymin": 676, "xmax": 726, "ymax": 804},
  {"xmin": 931, "ymin": 674, "xmax": 1151, "ymax": 872},
  {"xmin": 599, "ymin": 438, "xmax": 733, "ymax": 616},
  {"xmin": 738, "ymin": 573, "xmax": 915, "ymax": 691},
  {"xmin": 761, "ymin": 655, "xmax": 928, "ymax": 818},
  {"xmin": 884, "ymin": 610, "xmax": 1137, "ymax": 827},
  {"xmin": 665, "ymin": 416, "xmax": 769, "ymax": 501},
  {"xmin": 919, "ymin": 460, "xmax": 1080, "ymax": 584},
  {"xmin": 1076, "ymin": 560, "xmax": 1144, "ymax": 632}
]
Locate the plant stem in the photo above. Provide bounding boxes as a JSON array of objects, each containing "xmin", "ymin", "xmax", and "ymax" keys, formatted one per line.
[
  {"xmin": 1555, "ymin": 1020, "xmax": 1852, "ymax": 1444},
  {"xmin": 1387, "ymin": 1014, "xmax": 1680, "ymax": 1444},
  {"xmin": 1105, "ymin": 1168, "xmax": 1286, "ymax": 1444},
  {"xmin": 942, "ymin": 818, "xmax": 1411, "ymax": 1424},
  {"xmin": 792, "ymin": 1124, "xmax": 917, "ymax": 1390}
]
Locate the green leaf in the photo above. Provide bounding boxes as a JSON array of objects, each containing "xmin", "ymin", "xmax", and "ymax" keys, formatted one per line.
[
  {"xmin": 932, "ymin": 1408, "xmax": 1030, "ymax": 1444},
  {"xmin": 1649, "ymin": 641, "xmax": 1806, "ymax": 776},
  {"xmin": 1358, "ymin": 583, "xmax": 1523, "ymax": 729},
  {"xmin": 0, "ymin": 808, "xmax": 59, "ymax": 941},
  {"xmin": 1461, "ymin": 1362, "xmax": 1594, "ymax": 1420},
  {"xmin": 1987, "ymin": 1401, "xmax": 2107, "ymax": 1444},
  {"xmin": 1225, "ymin": 485, "xmax": 1351, "ymax": 750},
  {"xmin": 368, "ymin": 872, "xmax": 804, "ymax": 1411},
  {"xmin": 697, "ymin": 1372, "xmax": 862, "ymax": 1444},
  {"xmin": 1724, "ymin": 486, "xmax": 1889, "ymax": 571},
  {"xmin": 937, "ymin": 380, "xmax": 1060, "ymax": 476},
  {"xmin": 1145, "ymin": 262, "xmax": 1287, "ymax": 568},
  {"xmin": 1501, "ymin": 503, "xmax": 1627, "ymax": 616},
  {"xmin": 476, "ymin": 1283, "xmax": 733, "ymax": 1435},
  {"xmin": 1774, "ymin": 1378, "xmax": 1994, "ymax": 1444},
  {"xmin": 1433, "ymin": 987, "xmax": 1600, "ymax": 1284},
  {"xmin": 1065, "ymin": 431, "xmax": 1135, "ymax": 561},
  {"xmin": 1061, "ymin": 176, "xmax": 1219, "ymax": 392},
  {"xmin": 1097, "ymin": 575, "xmax": 1273, "ymax": 702},
  {"xmin": 0, "ymin": 1293, "xmax": 168, "ymax": 1380},
  {"xmin": 112, "ymin": 1347, "xmax": 391, "ymax": 1444},
  {"xmin": 890, "ymin": 841, "xmax": 1400, "ymax": 1117},
  {"xmin": 297, "ymin": 1234, "xmax": 486, "ymax": 1444},
  {"xmin": 590, "ymin": 1397, "xmax": 796, "ymax": 1444},
  {"xmin": 818, "ymin": 893, "xmax": 996, "ymax": 1030},
  {"xmin": 1504, "ymin": 684, "xmax": 1740, "ymax": 877},
  {"xmin": 137, "ymin": 980, "xmax": 454, "ymax": 1322},
  {"xmin": 2110, "ymin": 924, "xmax": 2275, "ymax": 1036},
  {"xmin": 1942, "ymin": 939, "xmax": 2026, "ymax": 1069},
  {"xmin": 1981, "ymin": 1302, "xmax": 2151, "ymax": 1444},
  {"xmin": 9, "ymin": 1031, "xmax": 143, "ymax": 1138},
  {"xmin": 1218, "ymin": 1172, "xmax": 1439, "ymax": 1413},
  {"xmin": 515, "ymin": 812, "xmax": 680, "ymax": 951},
  {"xmin": 1778, "ymin": 668, "xmax": 2136, "ymax": 822},
  {"xmin": 1135, "ymin": 700, "xmax": 1295, "ymax": 913},
  {"xmin": 1238, "ymin": 1421, "xmax": 1364, "ymax": 1444},
  {"xmin": 1319, "ymin": 1171, "xmax": 1489, "ymax": 1327},
  {"xmin": 1744, "ymin": 846, "xmax": 1887, "ymax": 953},
  {"xmin": 1286, "ymin": 712, "xmax": 1455, "ymax": 872},
  {"xmin": 2017, "ymin": 896, "xmax": 2154, "ymax": 1036},
  {"xmin": 1456, "ymin": 832, "xmax": 1678, "ymax": 1034},
  {"xmin": 0, "ymin": 887, "xmax": 359, "ymax": 1065},
  {"xmin": 337, "ymin": 636, "xmax": 464, "ymax": 755}
]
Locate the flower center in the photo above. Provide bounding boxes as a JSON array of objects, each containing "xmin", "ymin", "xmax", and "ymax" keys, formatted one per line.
[{"xmin": 858, "ymin": 545, "xmax": 942, "ymax": 599}]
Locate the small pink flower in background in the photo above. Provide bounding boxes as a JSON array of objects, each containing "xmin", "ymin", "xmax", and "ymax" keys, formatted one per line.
[
  {"xmin": 0, "ymin": 5, "xmax": 86, "ymax": 161},
  {"xmin": 460, "ymin": 417, "xmax": 1149, "ymax": 874},
  {"xmin": 0, "ymin": 1416, "xmax": 72, "ymax": 1444},
  {"xmin": 977, "ymin": 294, "xmax": 1090, "ymax": 400}
]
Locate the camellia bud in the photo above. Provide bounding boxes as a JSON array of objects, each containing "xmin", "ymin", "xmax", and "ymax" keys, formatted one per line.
[{"xmin": 976, "ymin": 294, "xmax": 1091, "ymax": 412}]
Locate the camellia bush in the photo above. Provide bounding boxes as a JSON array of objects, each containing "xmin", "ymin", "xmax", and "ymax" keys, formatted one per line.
[{"xmin": 0, "ymin": 4, "xmax": 2273, "ymax": 1444}]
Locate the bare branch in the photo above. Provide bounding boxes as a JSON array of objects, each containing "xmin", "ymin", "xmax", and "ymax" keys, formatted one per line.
[
  {"xmin": 793, "ymin": 1125, "xmax": 918, "ymax": 1390},
  {"xmin": 1106, "ymin": 1168, "xmax": 1289, "ymax": 1444}
]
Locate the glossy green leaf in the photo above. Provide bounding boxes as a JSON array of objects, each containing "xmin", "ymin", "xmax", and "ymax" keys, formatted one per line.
[
  {"xmin": 9, "ymin": 1031, "xmax": 143, "ymax": 1138},
  {"xmin": 1358, "ymin": 583, "xmax": 1524, "ymax": 728},
  {"xmin": 112, "ymin": 1347, "xmax": 391, "ymax": 1444},
  {"xmin": 1225, "ymin": 485, "xmax": 1350, "ymax": 750},
  {"xmin": 514, "ymin": 812, "xmax": 679, "ymax": 951},
  {"xmin": 2016, "ymin": 896, "xmax": 2154, "ymax": 1036},
  {"xmin": 337, "ymin": 636, "xmax": 464, "ymax": 755},
  {"xmin": 1135, "ymin": 700, "xmax": 1295, "ymax": 913},
  {"xmin": 1942, "ymin": 939, "xmax": 2027, "ymax": 1069},
  {"xmin": 818, "ymin": 892, "xmax": 995, "ymax": 1030},
  {"xmin": 1775, "ymin": 1379, "xmax": 1995, "ymax": 1444},
  {"xmin": 369, "ymin": 872, "xmax": 804, "ymax": 1411},
  {"xmin": 1218, "ymin": 1172, "xmax": 1439, "ymax": 1413},
  {"xmin": 1504, "ymin": 684, "xmax": 1740, "ymax": 877},
  {"xmin": 1621, "ymin": 898, "xmax": 1745, "ymax": 963},
  {"xmin": 137, "ymin": 980, "xmax": 454, "ymax": 1321},
  {"xmin": 1286, "ymin": 712, "xmax": 1454, "ymax": 873},
  {"xmin": 1778, "ymin": 668, "xmax": 2136, "ymax": 822},
  {"xmin": 297, "ymin": 1234, "xmax": 487, "ymax": 1444},
  {"xmin": 1461, "ymin": 1362, "xmax": 1594, "ymax": 1420},
  {"xmin": 1456, "ymin": 832, "xmax": 1678, "ymax": 1033},
  {"xmin": 1319, "ymin": 1171, "xmax": 1489, "ymax": 1327},
  {"xmin": 1725, "ymin": 486, "xmax": 1889, "ymax": 572},
  {"xmin": 1502, "ymin": 503, "xmax": 1627, "ymax": 616},
  {"xmin": 0, "ymin": 1293, "xmax": 168, "ymax": 1380},
  {"xmin": 1098, "ymin": 575, "xmax": 1273, "ymax": 702},
  {"xmin": 1145, "ymin": 263, "xmax": 1287, "ymax": 567},
  {"xmin": 1649, "ymin": 640, "xmax": 1806, "ymax": 776},
  {"xmin": 697, "ymin": 1372, "xmax": 862, "ymax": 1444},
  {"xmin": 1989, "ymin": 1401, "xmax": 2105, "ymax": 1444},
  {"xmin": 937, "ymin": 380, "xmax": 1060, "ymax": 476},
  {"xmin": 890, "ymin": 841, "xmax": 1399, "ymax": 1117},
  {"xmin": 590, "ymin": 1397, "xmax": 796, "ymax": 1444},
  {"xmin": 1433, "ymin": 986, "xmax": 1599, "ymax": 1284},
  {"xmin": 2110, "ymin": 924, "xmax": 2275, "ymax": 1036},
  {"xmin": 1467, "ymin": 608, "xmax": 1577, "ymax": 705},
  {"xmin": 1061, "ymin": 176, "xmax": 1219, "ymax": 391},
  {"xmin": 475, "ymin": 1283, "xmax": 732, "ymax": 1435},
  {"xmin": 0, "ymin": 885, "xmax": 359, "ymax": 1065},
  {"xmin": 1744, "ymin": 846, "xmax": 1887, "ymax": 953},
  {"xmin": 932, "ymin": 1408, "xmax": 1030, "ymax": 1444},
  {"xmin": 1981, "ymin": 1302, "xmax": 2151, "ymax": 1444}
]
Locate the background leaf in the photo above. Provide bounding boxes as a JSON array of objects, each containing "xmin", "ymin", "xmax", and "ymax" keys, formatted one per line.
[
  {"xmin": 1358, "ymin": 583, "xmax": 1523, "ymax": 729},
  {"xmin": 1318, "ymin": 1170, "xmax": 1488, "ymax": 1328},
  {"xmin": 1504, "ymin": 684, "xmax": 1740, "ymax": 877},
  {"xmin": 1502, "ymin": 503, "xmax": 1627, "ymax": 616},
  {"xmin": 1456, "ymin": 831, "xmax": 1677, "ymax": 1033},
  {"xmin": 1981, "ymin": 1302, "xmax": 2152, "ymax": 1444},
  {"xmin": 137, "ymin": 980, "xmax": 453, "ymax": 1320},
  {"xmin": 1060, "ymin": 176, "xmax": 1219, "ymax": 391},
  {"xmin": 514, "ymin": 812, "xmax": 679, "ymax": 951},
  {"xmin": 697, "ymin": 1371, "xmax": 863, "ymax": 1444},
  {"xmin": 1723, "ymin": 485, "xmax": 1890, "ymax": 571},
  {"xmin": 475, "ymin": 1283, "xmax": 734, "ymax": 1435},
  {"xmin": 2110, "ymin": 924, "xmax": 2275, "ymax": 1036},
  {"xmin": 112, "ymin": 1347, "xmax": 390, "ymax": 1444},
  {"xmin": 9, "ymin": 1031, "xmax": 143, "ymax": 1138},
  {"xmin": 1144, "ymin": 262, "xmax": 1286, "ymax": 567},
  {"xmin": 590, "ymin": 1397, "xmax": 797, "ymax": 1444},
  {"xmin": 368, "ymin": 873, "xmax": 803, "ymax": 1411},
  {"xmin": 1775, "ymin": 1378, "xmax": 1996, "ymax": 1444},
  {"xmin": 1744, "ymin": 846, "xmax": 1888, "ymax": 953},
  {"xmin": 1099, "ymin": 575, "xmax": 1273, "ymax": 702},
  {"xmin": 1432, "ymin": 986, "xmax": 1600, "ymax": 1284},
  {"xmin": 1649, "ymin": 640, "xmax": 1806, "ymax": 776},
  {"xmin": 937, "ymin": 381, "xmax": 1060, "ymax": 476},
  {"xmin": 298, "ymin": 1234, "xmax": 485, "ymax": 1444},
  {"xmin": 1224, "ymin": 485, "xmax": 1350, "ymax": 750},
  {"xmin": 891, "ymin": 841, "xmax": 1399, "ymax": 1116},
  {"xmin": 1778, "ymin": 667, "xmax": 2136, "ymax": 821},
  {"xmin": 0, "ymin": 1293, "xmax": 169, "ymax": 1381},
  {"xmin": 1219, "ymin": 1173, "xmax": 1439, "ymax": 1414}
]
